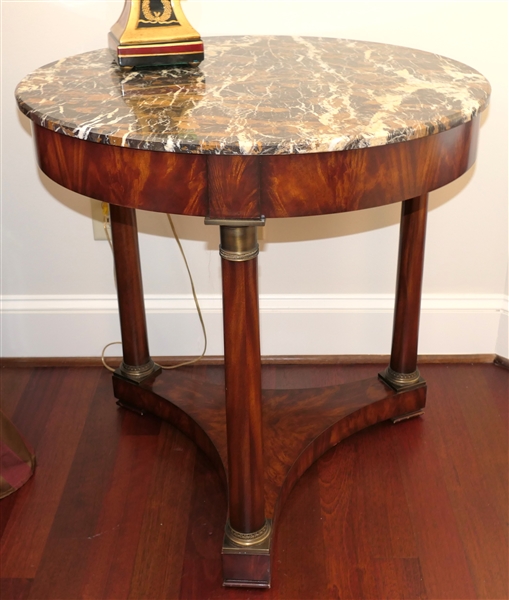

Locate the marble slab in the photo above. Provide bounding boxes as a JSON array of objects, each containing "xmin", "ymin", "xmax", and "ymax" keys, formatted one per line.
[{"xmin": 16, "ymin": 36, "xmax": 491, "ymax": 155}]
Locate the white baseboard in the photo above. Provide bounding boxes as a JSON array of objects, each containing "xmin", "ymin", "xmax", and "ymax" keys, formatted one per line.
[{"xmin": 1, "ymin": 293, "xmax": 507, "ymax": 358}]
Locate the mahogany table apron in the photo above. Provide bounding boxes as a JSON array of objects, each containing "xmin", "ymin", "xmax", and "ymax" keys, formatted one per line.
[{"xmin": 16, "ymin": 37, "xmax": 490, "ymax": 589}]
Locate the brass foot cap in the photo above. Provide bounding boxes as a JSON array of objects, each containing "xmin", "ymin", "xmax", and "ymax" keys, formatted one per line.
[
  {"xmin": 378, "ymin": 366, "xmax": 425, "ymax": 392},
  {"xmin": 223, "ymin": 520, "xmax": 272, "ymax": 554},
  {"xmin": 116, "ymin": 359, "xmax": 161, "ymax": 383}
]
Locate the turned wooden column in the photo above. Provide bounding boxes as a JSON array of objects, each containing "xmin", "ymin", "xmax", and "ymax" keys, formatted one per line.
[
  {"xmin": 109, "ymin": 204, "xmax": 158, "ymax": 381},
  {"xmin": 218, "ymin": 223, "xmax": 268, "ymax": 542},
  {"xmin": 380, "ymin": 194, "xmax": 428, "ymax": 391}
]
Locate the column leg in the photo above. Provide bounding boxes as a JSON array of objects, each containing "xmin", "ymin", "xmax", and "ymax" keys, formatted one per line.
[
  {"xmin": 206, "ymin": 220, "xmax": 271, "ymax": 586},
  {"xmin": 220, "ymin": 224, "xmax": 267, "ymax": 536},
  {"xmin": 109, "ymin": 204, "xmax": 159, "ymax": 382},
  {"xmin": 380, "ymin": 194, "xmax": 428, "ymax": 393}
]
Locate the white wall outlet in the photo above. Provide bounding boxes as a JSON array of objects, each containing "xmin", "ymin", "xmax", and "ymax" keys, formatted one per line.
[{"xmin": 91, "ymin": 200, "xmax": 111, "ymax": 241}]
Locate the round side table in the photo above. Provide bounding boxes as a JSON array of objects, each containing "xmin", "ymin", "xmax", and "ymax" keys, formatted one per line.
[{"xmin": 16, "ymin": 36, "xmax": 490, "ymax": 588}]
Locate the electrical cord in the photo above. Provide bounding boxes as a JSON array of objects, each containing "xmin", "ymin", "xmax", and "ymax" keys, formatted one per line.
[
  {"xmin": 101, "ymin": 210, "xmax": 207, "ymax": 373},
  {"xmin": 101, "ymin": 207, "xmax": 121, "ymax": 373},
  {"xmin": 158, "ymin": 214, "xmax": 207, "ymax": 369},
  {"xmin": 101, "ymin": 341, "xmax": 121, "ymax": 373}
]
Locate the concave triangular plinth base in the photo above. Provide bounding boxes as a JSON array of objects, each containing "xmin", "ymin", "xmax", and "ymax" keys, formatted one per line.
[{"xmin": 113, "ymin": 367, "xmax": 426, "ymax": 587}]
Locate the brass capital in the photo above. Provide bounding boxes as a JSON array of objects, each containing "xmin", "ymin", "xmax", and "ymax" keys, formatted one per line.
[
  {"xmin": 220, "ymin": 225, "xmax": 258, "ymax": 262},
  {"xmin": 204, "ymin": 217, "xmax": 265, "ymax": 262}
]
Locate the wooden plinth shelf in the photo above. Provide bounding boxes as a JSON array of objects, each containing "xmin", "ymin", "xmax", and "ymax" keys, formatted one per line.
[{"xmin": 113, "ymin": 368, "xmax": 426, "ymax": 587}]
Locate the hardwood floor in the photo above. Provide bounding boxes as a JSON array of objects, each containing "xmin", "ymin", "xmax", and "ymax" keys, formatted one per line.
[{"xmin": 1, "ymin": 363, "xmax": 507, "ymax": 599}]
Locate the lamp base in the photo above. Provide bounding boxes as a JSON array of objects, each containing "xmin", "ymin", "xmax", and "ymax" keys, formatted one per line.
[{"xmin": 109, "ymin": 32, "xmax": 204, "ymax": 68}]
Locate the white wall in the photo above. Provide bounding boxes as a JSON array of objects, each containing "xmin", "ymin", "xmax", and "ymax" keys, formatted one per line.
[{"xmin": 1, "ymin": 1, "xmax": 507, "ymax": 358}]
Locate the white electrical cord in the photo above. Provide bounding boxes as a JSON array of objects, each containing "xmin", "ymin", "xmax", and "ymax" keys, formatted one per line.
[
  {"xmin": 101, "ymin": 211, "xmax": 207, "ymax": 373},
  {"xmin": 157, "ymin": 214, "xmax": 207, "ymax": 369},
  {"xmin": 101, "ymin": 341, "xmax": 122, "ymax": 373}
]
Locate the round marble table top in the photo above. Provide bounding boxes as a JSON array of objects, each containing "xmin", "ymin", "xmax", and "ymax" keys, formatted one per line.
[{"xmin": 16, "ymin": 36, "xmax": 490, "ymax": 155}]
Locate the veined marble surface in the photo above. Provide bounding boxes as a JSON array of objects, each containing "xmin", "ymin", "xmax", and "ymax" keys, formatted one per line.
[{"xmin": 16, "ymin": 36, "xmax": 491, "ymax": 155}]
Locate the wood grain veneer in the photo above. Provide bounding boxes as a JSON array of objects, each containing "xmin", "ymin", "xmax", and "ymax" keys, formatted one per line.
[
  {"xmin": 221, "ymin": 257, "xmax": 265, "ymax": 534},
  {"xmin": 109, "ymin": 205, "xmax": 151, "ymax": 369},
  {"xmin": 33, "ymin": 117, "xmax": 478, "ymax": 219},
  {"xmin": 390, "ymin": 195, "xmax": 428, "ymax": 375}
]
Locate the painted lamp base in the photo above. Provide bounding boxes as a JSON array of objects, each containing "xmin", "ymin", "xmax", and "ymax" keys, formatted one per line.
[{"xmin": 108, "ymin": 33, "xmax": 204, "ymax": 68}]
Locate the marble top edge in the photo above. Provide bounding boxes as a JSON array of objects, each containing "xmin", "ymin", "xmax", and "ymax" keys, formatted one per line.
[{"xmin": 16, "ymin": 35, "xmax": 491, "ymax": 156}]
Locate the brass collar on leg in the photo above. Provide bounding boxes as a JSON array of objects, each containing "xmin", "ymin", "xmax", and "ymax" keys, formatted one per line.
[{"xmin": 205, "ymin": 217, "xmax": 265, "ymax": 263}]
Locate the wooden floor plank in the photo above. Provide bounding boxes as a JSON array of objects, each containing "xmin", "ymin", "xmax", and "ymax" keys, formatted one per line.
[
  {"xmin": 314, "ymin": 419, "xmax": 425, "ymax": 600},
  {"xmin": 9, "ymin": 368, "xmax": 67, "ymax": 449},
  {"xmin": 47, "ymin": 370, "xmax": 124, "ymax": 540},
  {"xmin": 459, "ymin": 365, "xmax": 508, "ymax": 524},
  {"xmin": 81, "ymin": 426, "xmax": 161, "ymax": 599},
  {"xmin": 317, "ymin": 438, "xmax": 365, "ymax": 600},
  {"xmin": 127, "ymin": 425, "xmax": 197, "ymax": 600},
  {"xmin": 0, "ymin": 578, "xmax": 33, "ymax": 600},
  {"xmin": 490, "ymin": 362, "xmax": 509, "ymax": 418},
  {"xmin": 346, "ymin": 423, "xmax": 418, "ymax": 561},
  {"xmin": 0, "ymin": 491, "xmax": 20, "ymax": 540},
  {"xmin": 394, "ymin": 405, "xmax": 478, "ymax": 599},
  {"xmin": 1, "ymin": 368, "xmax": 102, "ymax": 580},
  {"xmin": 27, "ymin": 540, "xmax": 91, "ymax": 600},
  {"xmin": 178, "ymin": 446, "xmax": 228, "ymax": 599},
  {"xmin": 272, "ymin": 461, "xmax": 330, "ymax": 599},
  {"xmin": 27, "ymin": 384, "xmax": 161, "ymax": 600},
  {"xmin": 371, "ymin": 558, "xmax": 426, "ymax": 600},
  {"xmin": 426, "ymin": 364, "xmax": 508, "ymax": 599},
  {"xmin": 0, "ymin": 367, "xmax": 32, "ymax": 419}
]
